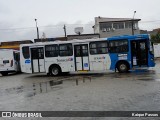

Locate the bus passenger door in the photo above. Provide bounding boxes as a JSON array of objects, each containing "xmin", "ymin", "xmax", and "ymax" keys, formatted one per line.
[
  {"xmin": 31, "ymin": 47, "xmax": 45, "ymax": 73},
  {"xmin": 131, "ymin": 40, "xmax": 148, "ymax": 66},
  {"xmin": 74, "ymin": 44, "xmax": 89, "ymax": 71}
]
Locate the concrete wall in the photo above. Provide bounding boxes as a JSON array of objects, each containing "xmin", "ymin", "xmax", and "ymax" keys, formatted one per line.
[
  {"xmin": 67, "ymin": 34, "xmax": 100, "ymax": 40},
  {"xmin": 154, "ymin": 43, "xmax": 160, "ymax": 57},
  {"xmin": 99, "ymin": 28, "xmax": 140, "ymax": 38}
]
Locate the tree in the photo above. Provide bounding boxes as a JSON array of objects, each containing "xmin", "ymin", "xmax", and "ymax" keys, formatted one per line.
[{"xmin": 151, "ymin": 29, "xmax": 160, "ymax": 43}]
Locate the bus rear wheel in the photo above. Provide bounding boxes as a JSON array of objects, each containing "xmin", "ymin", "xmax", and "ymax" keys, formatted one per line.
[
  {"xmin": 117, "ymin": 62, "xmax": 129, "ymax": 73},
  {"xmin": 49, "ymin": 65, "xmax": 61, "ymax": 76}
]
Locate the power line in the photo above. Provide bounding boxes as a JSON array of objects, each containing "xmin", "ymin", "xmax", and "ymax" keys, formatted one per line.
[{"xmin": 0, "ymin": 23, "xmax": 95, "ymax": 31}]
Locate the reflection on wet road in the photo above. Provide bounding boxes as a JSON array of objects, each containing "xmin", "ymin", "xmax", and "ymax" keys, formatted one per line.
[
  {"xmin": 2, "ymin": 68, "xmax": 159, "ymax": 99},
  {"xmin": 2, "ymin": 75, "xmax": 93, "ymax": 99}
]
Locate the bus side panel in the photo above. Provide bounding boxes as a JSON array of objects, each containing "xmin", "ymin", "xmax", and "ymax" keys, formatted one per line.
[
  {"xmin": 20, "ymin": 58, "xmax": 32, "ymax": 73},
  {"xmin": 20, "ymin": 48, "xmax": 32, "ymax": 73},
  {"xmin": 58, "ymin": 57, "xmax": 75, "ymax": 72},
  {"xmin": 109, "ymin": 53, "xmax": 118, "ymax": 70},
  {"xmin": 45, "ymin": 56, "xmax": 75, "ymax": 73},
  {"xmin": 148, "ymin": 41, "xmax": 155, "ymax": 67},
  {"xmin": 89, "ymin": 54, "xmax": 111, "ymax": 71},
  {"xmin": 109, "ymin": 53, "xmax": 131, "ymax": 71},
  {"xmin": 147, "ymin": 51, "xmax": 155, "ymax": 67}
]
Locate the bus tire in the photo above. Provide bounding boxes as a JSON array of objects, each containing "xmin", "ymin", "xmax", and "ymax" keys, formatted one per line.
[
  {"xmin": 1, "ymin": 72, "xmax": 8, "ymax": 76},
  {"xmin": 117, "ymin": 61, "xmax": 129, "ymax": 73},
  {"xmin": 49, "ymin": 65, "xmax": 61, "ymax": 76}
]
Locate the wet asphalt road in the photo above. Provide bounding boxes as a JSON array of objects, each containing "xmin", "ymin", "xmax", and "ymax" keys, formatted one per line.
[{"xmin": 0, "ymin": 60, "xmax": 160, "ymax": 120}]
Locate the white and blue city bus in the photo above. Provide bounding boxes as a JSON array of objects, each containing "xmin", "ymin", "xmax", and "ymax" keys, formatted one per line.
[{"xmin": 20, "ymin": 34, "xmax": 155, "ymax": 76}]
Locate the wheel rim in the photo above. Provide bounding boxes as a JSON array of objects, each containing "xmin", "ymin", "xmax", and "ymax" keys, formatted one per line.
[
  {"xmin": 52, "ymin": 67, "xmax": 59, "ymax": 75},
  {"xmin": 119, "ymin": 64, "xmax": 127, "ymax": 71}
]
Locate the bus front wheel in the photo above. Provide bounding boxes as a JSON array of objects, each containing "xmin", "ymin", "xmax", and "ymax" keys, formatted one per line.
[
  {"xmin": 49, "ymin": 65, "xmax": 61, "ymax": 76},
  {"xmin": 117, "ymin": 62, "xmax": 129, "ymax": 73}
]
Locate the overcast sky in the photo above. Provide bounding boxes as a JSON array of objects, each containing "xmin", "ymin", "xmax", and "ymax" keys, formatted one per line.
[{"xmin": 0, "ymin": 0, "xmax": 160, "ymax": 41}]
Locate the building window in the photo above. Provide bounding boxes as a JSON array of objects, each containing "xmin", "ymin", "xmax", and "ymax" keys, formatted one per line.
[
  {"xmin": 125, "ymin": 22, "xmax": 132, "ymax": 28},
  {"xmin": 100, "ymin": 22, "xmax": 112, "ymax": 30},
  {"xmin": 45, "ymin": 44, "xmax": 59, "ymax": 57},
  {"xmin": 90, "ymin": 41, "xmax": 108, "ymax": 54},
  {"xmin": 59, "ymin": 44, "xmax": 73, "ymax": 56},
  {"xmin": 109, "ymin": 40, "xmax": 128, "ymax": 53},
  {"xmin": 133, "ymin": 22, "xmax": 138, "ymax": 29},
  {"xmin": 113, "ymin": 22, "xmax": 124, "ymax": 29},
  {"xmin": 125, "ymin": 21, "xmax": 138, "ymax": 29}
]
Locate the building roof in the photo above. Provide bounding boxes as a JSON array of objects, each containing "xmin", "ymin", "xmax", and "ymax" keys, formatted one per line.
[
  {"xmin": 0, "ymin": 40, "xmax": 33, "ymax": 50},
  {"xmin": 95, "ymin": 17, "xmax": 141, "ymax": 23},
  {"xmin": 34, "ymin": 37, "xmax": 67, "ymax": 42},
  {"xmin": 67, "ymin": 33, "xmax": 99, "ymax": 37}
]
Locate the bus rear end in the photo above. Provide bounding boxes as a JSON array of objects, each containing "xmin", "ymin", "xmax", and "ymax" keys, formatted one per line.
[{"xmin": 129, "ymin": 34, "xmax": 155, "ymax": 69}]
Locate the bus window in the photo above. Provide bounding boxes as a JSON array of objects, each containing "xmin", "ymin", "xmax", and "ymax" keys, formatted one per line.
[
  {"xmin": 75, "ymin": 46, "xmax": 81, "ymax": 57},
  {"xmin": 82, "ymin": 45, "xmax": 88, "ymax": 56},
  {"xmin": 90, "ymin": 41, "xmax": 108, "ymax": 54},
  {"xmin": 59, "ymin": 44, "xmax": 73, "ymax": 56},
  {"xmin": 22, "ymin": 46, "xmax": 30, "ymax": 59},
  {"xmin": 45, "ymin": 44, "xmax": 59, "ymax": 57},
  {"xmin": 38, "ymin": 48, "xmax": 44, "ymax": 59},
  {"xmin": 31, "ymin": 48, "xmax": 44, "ymax": 59},
  {"xmin": 109, "ymin": 40, "xmax": 128, "ymax": 53}
]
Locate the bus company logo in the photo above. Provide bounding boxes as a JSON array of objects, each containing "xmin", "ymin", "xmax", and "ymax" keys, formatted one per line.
[
  {"xmin": 57, "ymin": 58, "xmax": 73, "ymax": 62},
  {"xmin": 68, "ymin": 58, "xmax": 73, "ymax": 61},
  {"xmin": 118, "ymin": 54, "xmax": 127, "ymax": 57},
  {"xmin": 94, "ymin": 56, "xmax": 105, "ymax": 60},
  {"xmin": 2, "ymin": 112, "xmax": 11, "ymax": 117},
  {"xmin": 25, "ymin": 59, "xmax": 31, "ymax": 64}
]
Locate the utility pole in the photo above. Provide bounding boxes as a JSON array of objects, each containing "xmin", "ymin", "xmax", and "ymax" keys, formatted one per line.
[
  {"xmin": 35, "ymin": 19, "xmax": 39, "ymax": 40},
  {"xmin": 132, "ymin": 11, "xmax": 136, "ymax": 35},
  {"xmin": 63, "ymin": 25, "xmax": 67, "ymax": 40}
]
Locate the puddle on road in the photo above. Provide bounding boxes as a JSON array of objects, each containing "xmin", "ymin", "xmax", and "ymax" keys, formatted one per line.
[
  {"xmin": 5, "ymin": 85, "xmax": 24, "ymax": 94},
  {"xmin": 26, "ymin": 76, "xmax": 92, "ymax": 97},
  {"xmin": 28, "ymin": 79, "xmax": 64, "ymax": 97},
  {"xmin": 137, "ymin": 78, "xmax": 155, "ymax": 81},
  {"xmin": 75, "ymin": 76, "xmax": 92, "ymax": 86},
  {"xmin": 2, "ymin": 70, "xmax": 160, "ymax": 98},
  {"xmin": 137, "ymin": 76, "xmax": 160, "ymax": 81},
  {"xmin": 2, "ymin": 76, "xmax": 93, "ymax": 98},
  {"xmin": 26, "ymin": 71, "xmax": 159, "ymax": 97}
]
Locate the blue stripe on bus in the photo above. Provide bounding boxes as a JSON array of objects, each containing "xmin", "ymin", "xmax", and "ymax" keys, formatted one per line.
[{"xmin": 109, "ymin": 53, "xmax": 117, "ymax": 70}]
